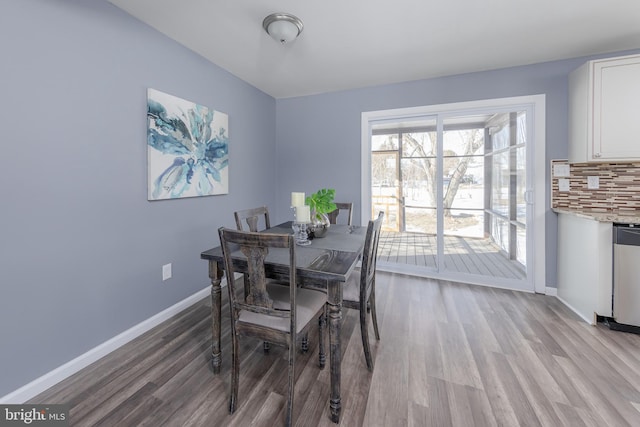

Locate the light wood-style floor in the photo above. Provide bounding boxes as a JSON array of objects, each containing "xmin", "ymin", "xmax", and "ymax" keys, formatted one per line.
[
  {"xmin": 31, "ymin": 272, "xmax": 640, "ymax": 426},
  {"xmin": 378, "ymin": 232, "xmax": 526, "ymax": 280}
]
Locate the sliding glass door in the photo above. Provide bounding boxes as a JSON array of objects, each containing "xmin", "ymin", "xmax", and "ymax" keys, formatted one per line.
[{"xmin": 365, "ymin": 98, "xmax": 542, "ymax": 292}]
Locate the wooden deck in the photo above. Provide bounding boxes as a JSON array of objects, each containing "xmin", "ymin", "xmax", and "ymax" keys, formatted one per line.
[{"xmin": 378, "ymin": 231, "xmax": 526, "ymax": 280}]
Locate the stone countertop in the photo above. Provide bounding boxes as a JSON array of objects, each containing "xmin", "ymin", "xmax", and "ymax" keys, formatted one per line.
[{"xmin": 553, "ymin": 208, "xmax": 640, "ymax": 224}]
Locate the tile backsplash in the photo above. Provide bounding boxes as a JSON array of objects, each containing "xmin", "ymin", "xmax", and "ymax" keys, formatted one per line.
[{"xmin": 551, "ymin": 160, "xmax": 640, "ymax": 213}]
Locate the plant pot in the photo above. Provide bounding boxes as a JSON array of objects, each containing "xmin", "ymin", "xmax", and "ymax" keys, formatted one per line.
[{"xmin": 310, "ymin": 212, "xmax": 330, "ymax": 238}]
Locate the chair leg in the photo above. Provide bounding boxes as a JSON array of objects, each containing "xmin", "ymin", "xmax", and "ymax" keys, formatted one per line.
[
  {"xmin": 301, "ymin": 334, "xmax": 309, "ymax": 353},
  {"xmin": 285, "ymin": 341, "xmax": 295, "ymax": 427},
  {"xmin": 229, "ymin": 327, "xmax": 239, "ymax": 413},
  {"xmin": 359, "ymin": 306, "xmax": 374, "ymax": 371},
  {"xmin": 318, "ymin": 308, "xmax": 326, "ymax": 369},
  {"xmin": 370, "ymin": 289, "xmax": 380, "ymax": 341}
]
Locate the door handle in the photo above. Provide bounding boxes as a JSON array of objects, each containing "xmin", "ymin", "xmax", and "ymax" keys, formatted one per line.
[{"xmin": 524, "ymin": 190, "xmax": 534, "ymax": 204}]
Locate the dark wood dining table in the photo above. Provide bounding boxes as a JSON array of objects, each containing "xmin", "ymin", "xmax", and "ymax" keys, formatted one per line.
[{"xmin": 200, "ymin": 221, "xmax": 367, "ymax": 423}]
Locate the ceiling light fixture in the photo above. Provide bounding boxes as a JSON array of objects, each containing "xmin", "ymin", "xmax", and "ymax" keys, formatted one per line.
[{"xmin": 262, "ymin": 13, "xmax": 304, "ymax": 44}]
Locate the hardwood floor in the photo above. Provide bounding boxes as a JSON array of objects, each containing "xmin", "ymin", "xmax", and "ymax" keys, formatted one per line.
[{"xmin": 30, "ymin": 272, "xmax": 640, "ymax": 426}]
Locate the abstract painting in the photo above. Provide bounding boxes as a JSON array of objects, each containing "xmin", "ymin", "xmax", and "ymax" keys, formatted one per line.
[{"xmin": 147, "ymin": 88, "xmax": 229, "ymax": 200}]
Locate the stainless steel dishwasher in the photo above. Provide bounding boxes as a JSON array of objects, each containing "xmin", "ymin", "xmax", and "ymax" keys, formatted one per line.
[{"xmin": 613, "ymin": 223, "xmax": 640, "ymax": 330}]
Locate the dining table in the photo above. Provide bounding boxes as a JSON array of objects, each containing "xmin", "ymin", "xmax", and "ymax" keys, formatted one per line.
[{"xmin": 200, "ymin": 221, "xmax": 367, "ymax": 423}]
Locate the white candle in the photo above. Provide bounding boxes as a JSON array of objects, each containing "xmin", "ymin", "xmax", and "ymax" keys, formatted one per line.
[
  {"xmin": 291, "ymin": 192, "xmax": 305, "ymax": 207},
  {"xmin": 296, "ymin": 205, "xmax": 310, "ymax": 223}
]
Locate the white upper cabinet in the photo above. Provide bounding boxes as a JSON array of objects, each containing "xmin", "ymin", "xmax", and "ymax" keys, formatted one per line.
[{"xmin": 569, "ymin": 54, "xmax": 640, "ymax": 163}]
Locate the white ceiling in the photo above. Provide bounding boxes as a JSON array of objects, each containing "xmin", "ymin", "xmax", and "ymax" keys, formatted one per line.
[{"xmin": 108, "ymin": 0, "xmax": 640, "ymax": 99}]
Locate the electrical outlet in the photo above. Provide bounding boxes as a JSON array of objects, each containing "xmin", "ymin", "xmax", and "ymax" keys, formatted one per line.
[
  {"xmin": 162, "ymin": 263, "xmax": 172, "ymax": 281},
  {"xmin": 587, "ymin": 176, "xmax": 599, "ymax": 190},
  {"xmin": 558, "ymin": 178, "xmax": 570, "ymax": 192}
]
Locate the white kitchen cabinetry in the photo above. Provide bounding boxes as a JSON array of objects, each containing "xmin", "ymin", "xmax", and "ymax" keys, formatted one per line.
[
  {"xmin": 569, "ymin": 53, "xmax": 640, "ymax": 163},
  {"xmin": 557, "ymin": 213, "xmax": 612, "ymax": 324}
]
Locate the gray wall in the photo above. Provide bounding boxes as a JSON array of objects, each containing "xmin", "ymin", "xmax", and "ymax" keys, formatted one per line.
[
  {"xmin": 0, "ymin": 0, "xmax": 276, "ymax": 396},
  {"xmin": 274, "ymin": 49, "xmax": 640, "ymax": 289}
]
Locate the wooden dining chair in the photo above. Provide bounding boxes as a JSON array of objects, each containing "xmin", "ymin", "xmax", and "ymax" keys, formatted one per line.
[
  {"xmin": 234, "ymin": 206, "xmax": 271, "ymax": 232},
  {"xmin": 218, "ymin": 227, "xmax": 326, "ymax": 427},
  {"xmin": 327, "ymin": 202, "xmax": 353, "ymax": 226},
  {"xmin": 234, "ymin": 206, "xmax": 273, "ymax": 319},
  {"xmin": 342, "ymin": 211, "xmax": 384, "ymax": 371}
]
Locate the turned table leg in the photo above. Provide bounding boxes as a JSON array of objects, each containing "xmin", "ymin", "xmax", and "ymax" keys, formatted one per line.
[
  {"xmin": 208, "ymin": 260, "xmax": 223, "ymax": 374},
  {"xmin": 327, "ymin": 280, "xmax": 342, "ymax": 423}
]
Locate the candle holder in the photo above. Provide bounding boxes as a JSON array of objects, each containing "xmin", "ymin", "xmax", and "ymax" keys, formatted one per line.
[
  {"xmin": 292, "ymin": 204, "xmax": 311, "ymax": 246},
  {"xmin": 291, "ymin": 206, "xmax": 300, "ymax": 238},
  {"xmin": 290, "ymin": 206, "xmax": 310, "ymax": 245},
  {"xmin": 294, "ymin": 222, "xmax": 311, "ymax": 246}
]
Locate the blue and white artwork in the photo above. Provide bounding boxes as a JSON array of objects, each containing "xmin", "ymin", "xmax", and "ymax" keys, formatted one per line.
[{"xmin": 147, "ymin": 88, "xmax": 229, "ymax": 200}]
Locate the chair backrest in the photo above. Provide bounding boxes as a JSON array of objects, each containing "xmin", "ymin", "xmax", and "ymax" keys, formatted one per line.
[
  {"xmin": 218, "ymin": 227, "xmax": 296, "ymax": 332},
  {"xmin": 360, "ymin": 211, "xmax": 384, "ymax": 303},
  {"xmin": 234, "ymin": 206, "xmax": 271, "ymax": 232},
  {"xmin": 327, "ymin": 202, "xmax": 353, "ymax": 226}
]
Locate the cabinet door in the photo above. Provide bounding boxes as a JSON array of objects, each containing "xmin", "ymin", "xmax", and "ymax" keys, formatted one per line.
[
  {"xmin": 593, "ymin": 55, "xmax": 640, "ymax": 160},
  {"xmin": 568, "ymin": 62, "xmax": 590, "ymax": 163},
  {"xmin": 557, "ymin": 213, "xmax": 612, "ymax": 323}
]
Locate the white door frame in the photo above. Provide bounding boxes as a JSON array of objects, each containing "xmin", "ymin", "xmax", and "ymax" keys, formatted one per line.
[{"xmin": 361, "ymin": 95, "xmax": 546, "ymax": 294}]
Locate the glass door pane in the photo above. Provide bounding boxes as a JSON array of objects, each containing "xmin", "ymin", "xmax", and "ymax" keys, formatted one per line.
[
  {"xmin": 400, "ymin": 129, "xmax": 438, "ymax": 270},
  {"xmin": 370, "ymin": 106, "xmax": 530, "ymax": 289},
  {"xmin": 442, "ymin": 117, "xmax": 487, "ymax": 275},
  {"xmin": 483, "ymin": 111, "xmax": 527, "ymax": 280},
  {"xmin": 371, "ymin": 151, "xmax": 399, "ymax": 232},
  {"xmin": 442, "ymin": 127, "xmax": 485, "ymax": 238},
  {"xmin": 515, "ymin": 112, "xmax": 528, "ymax": 266},
  {"xmin": 401, "ymin": 130, "xmax": 437, "ymax": 234}
]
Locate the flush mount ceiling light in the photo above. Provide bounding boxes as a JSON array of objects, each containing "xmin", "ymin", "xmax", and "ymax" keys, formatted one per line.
[{"xmin": 262, "ymin": 13, "xmax": 304, "ymax": 44}]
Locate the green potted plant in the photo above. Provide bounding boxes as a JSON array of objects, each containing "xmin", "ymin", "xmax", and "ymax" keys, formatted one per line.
[{"xmin": 306, "ymin": 188, "xmax": 337, "ymax": 237}]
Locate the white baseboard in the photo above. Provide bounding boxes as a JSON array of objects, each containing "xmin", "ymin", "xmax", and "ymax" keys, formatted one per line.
[
  {"xmin": 545, "ymin": 286, "xmax": 557, "ymax": 296},
  {"xmin": 0, "ymin": 287, "xmax": 210, "ymax": 404},
  {"xmin": 555, "ymin": 295, "xmax": 595, "ymax": 325}
]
